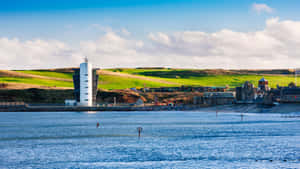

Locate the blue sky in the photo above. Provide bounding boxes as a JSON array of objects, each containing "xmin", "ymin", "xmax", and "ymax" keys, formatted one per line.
[
  {"xmin": 1, "ymin": 0, "xmax": 296, "ymax": 41},
  {"xmin": 1, "ymin": 0, "xmax": 300, "ymax": 69}
]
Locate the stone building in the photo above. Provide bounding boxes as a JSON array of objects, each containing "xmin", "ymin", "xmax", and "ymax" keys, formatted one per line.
[
  {"xmin": 202, "ymin": 92, "xmax": 235, "ymax": 105},
  {"xmin": 235, "ymin": 81, "xmax": 257, "ymax": 103},
  {"xmin": 279, "ymin": 87, "xmax": 300, "ymax": 103}
]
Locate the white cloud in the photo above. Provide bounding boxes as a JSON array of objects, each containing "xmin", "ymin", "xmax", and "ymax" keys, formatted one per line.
[
  {"xmin": 145, "ymin": 18, "xmax": 300, "ymax": 69},
  {"xmin": 0, "ymin": 38, "xmax": 81, "ymax": 69},
  {"xmin": 79, "ymin": 32, "xmax": 146, "ymax": 68},
  {"xmin": 252, "ymin": 3, "xmax": 274, "ymax": 14},
  {"xmin": 121, "ymin": 28, "xmax": 131, "ymax": 36},
  {"xmin": 1, "ymin": 18, "xmax": 300, "ymax": 69}
]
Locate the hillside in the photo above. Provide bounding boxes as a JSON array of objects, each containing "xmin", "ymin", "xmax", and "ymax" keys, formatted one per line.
[{"xmin": 0, "ymin": 68, "xmax": 298, "ymax": 90}]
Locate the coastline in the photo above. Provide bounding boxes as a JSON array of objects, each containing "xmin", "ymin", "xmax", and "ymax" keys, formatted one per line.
[
  {"xmin": 1, "ymin": 103, "xmax": 300, "ymax": 113},
  {"xmin": 201, "ymin": 104, "xmax": 300, "ymax": 114}
]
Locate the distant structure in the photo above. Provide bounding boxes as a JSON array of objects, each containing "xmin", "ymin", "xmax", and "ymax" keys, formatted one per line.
[
  {"xmin": 278, "ymin": 83, "xmax": 300, "ymax": 103},
  {"xmin": 235, "ymin": 77, "xmax": 300, "ymax": 104},
  {"xmin": 139, "ymin": 86, "xmax": 228, "ymax": 93},
  {"xmin": 202, "ymin": 92, "xmax": 235, "ymax": 105},
  {"xmin": 73, "ymin": 57, "xmax": 99, "ymax": 106},
  {"xmin": 236, "ymin": 81, "xmax": 257, "ymax": 103},
  {"xmin": 258, "ymin": 77, "xmax": 269, "ymax": 92}
]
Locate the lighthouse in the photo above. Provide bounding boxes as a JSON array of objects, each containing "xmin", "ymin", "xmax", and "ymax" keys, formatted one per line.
[
  {"xmin": 73, "ymin": 57, "xmax": 99, "ymax": 106},
  {"xmin": 79, "ymin": 57, "xmax": 93, "ymax": 106}
]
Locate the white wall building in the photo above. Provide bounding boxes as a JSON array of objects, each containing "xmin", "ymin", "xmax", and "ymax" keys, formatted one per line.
[
  {"xmin": 79, "ymin": 57, "xmax": 93, "ymax": 106},
  {"xmin": 65, "ymin": 99, "xmax": 77, "ymax": 106}
]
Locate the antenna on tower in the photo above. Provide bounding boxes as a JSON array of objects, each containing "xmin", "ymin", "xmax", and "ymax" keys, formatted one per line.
[{"xmin": 84, "ymin": 56, "xmax": 88, "ymax": 63}]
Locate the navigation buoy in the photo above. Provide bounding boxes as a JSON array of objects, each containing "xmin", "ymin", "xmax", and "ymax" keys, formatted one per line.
[{"xmin": 137, "ymin": 127, "xmax": 143, "ymax": 138}]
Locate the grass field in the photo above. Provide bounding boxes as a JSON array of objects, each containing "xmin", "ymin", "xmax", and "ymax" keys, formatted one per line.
[
  {"xmin": 108, "ymin": 68, "xmax": 297, "ymax": 88},
  {"xmin": 0, "ymin": 68, "xmax": 297, "ymax": 89},
  {"xmin": 0, "ymin": 77, "xmax": 73, "ymax": 88},
  {"xmin": 15, "ymin": 70, "xmax": 73, "ymax": 79},
  {"xmin": 99, "ymin": 74, "xmax": 175, "ymax": 90}
]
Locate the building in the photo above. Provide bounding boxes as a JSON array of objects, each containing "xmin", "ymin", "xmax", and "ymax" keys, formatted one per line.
[
  {"xmin": 258, "ymin": 77, "xmax": 269, "ymax": 92},
  {"xmin": 139, "ymin": 86, "xmax": 228, "ymax": 93},
  {"xmin": 73, "ymin": 57, "xmax": 99, "ymax": 106},
  {"xmin": 65, "ymin": 99, "xmax": 77, "ymax": 106},
  {"xmin": 279, "ymin": 87, "xmax": 300, "ymax": 103},
  {"xmin": 202, "ymin": 92, "xmax": 235, "ymax": 105},
  {"xmin": 236, "ymin": 81, "xmax": 257, "ymax": 103}
]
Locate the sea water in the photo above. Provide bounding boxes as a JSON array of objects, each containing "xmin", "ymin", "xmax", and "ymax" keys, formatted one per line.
[{"xmin": 0, "ymin": 111, "xmax": 299, "ymax": 168}]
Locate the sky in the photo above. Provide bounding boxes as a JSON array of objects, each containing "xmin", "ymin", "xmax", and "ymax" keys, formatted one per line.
[{"xmin": 1, "ymin": 0, "xmax": 300, "ymax": 69}]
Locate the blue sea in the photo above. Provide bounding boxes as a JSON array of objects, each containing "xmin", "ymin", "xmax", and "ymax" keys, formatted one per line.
[{"xmin": 0, "ymin": 110, "xmax": 299, "ymax": 168}]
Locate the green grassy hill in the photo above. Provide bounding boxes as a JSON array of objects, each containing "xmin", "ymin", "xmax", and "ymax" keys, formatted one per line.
[
  {"xmin": 16, "ymin": 70, "xmax": 73, "ymax": 79},
  {"xmin": 106, "ymin": 68, "xmax": 297, "ymax": 89},
  {"xmin": 0, "ymin": 68, "xmax": 297, "ymax": 90}
]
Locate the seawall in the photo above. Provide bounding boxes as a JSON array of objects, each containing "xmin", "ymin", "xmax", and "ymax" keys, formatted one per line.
[
  {"xmin": 1, "ymin": 103, "xmax": 300, "ymax": 113},
  {"xmin": 0, "ymin": 105, "xmax": 206, "ymax": 112}
]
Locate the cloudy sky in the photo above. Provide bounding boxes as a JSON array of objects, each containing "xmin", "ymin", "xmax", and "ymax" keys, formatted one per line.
[{"xmin": 1, "ymin": 0, "xmax": 300, "ymax": 69}]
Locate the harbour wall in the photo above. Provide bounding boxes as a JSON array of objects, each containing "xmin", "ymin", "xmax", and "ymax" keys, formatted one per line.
[{"xmin": 1, "ymin": 103, "xmax": 300, "ymax": 113}]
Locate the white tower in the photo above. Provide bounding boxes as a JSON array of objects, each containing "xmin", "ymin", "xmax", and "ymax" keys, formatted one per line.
[{"xmin": 79, "ymin": 57, "xmax": 93, "ymax": 106}]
